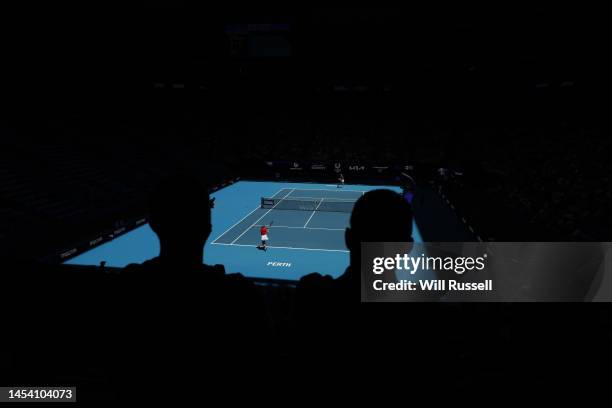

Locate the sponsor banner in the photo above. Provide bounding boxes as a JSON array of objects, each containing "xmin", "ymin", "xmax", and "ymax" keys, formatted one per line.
[
  {"xmin": 60, "ymin": 248, "xmax": 78, "ymax": 259},
  {"xmin": 263, "ymin": 160, "xmax": 415, "ymax": 180},
  {"xmin": 289, "ymin": 162, "xmax": 303, "ymax": 171},
  {"xmin": 361, "ymin": 242, "xmax": 612, "ymax": 302},
  {"xmin": 371, "ymin": 166, "xmax": 390, "ymax": 174},
  {"xmin": 57, "ymin": 217, "xmax": 144, "ymax": 263},
  {"xmin": 347, "ymin": 164, "xmax": 366, "ymax": 172},
  {"xmin": 89, "ymin": 236, "xmax": 104, "ymax": 247},
  {"xmin": 113, "ymin": 227, "xmax": 126, "ymax": 236}
]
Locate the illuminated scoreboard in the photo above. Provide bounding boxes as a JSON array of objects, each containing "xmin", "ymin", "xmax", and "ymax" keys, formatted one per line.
[{"xmin": 225, "ymin": 23, "xmax": 292, "ymax": 58}]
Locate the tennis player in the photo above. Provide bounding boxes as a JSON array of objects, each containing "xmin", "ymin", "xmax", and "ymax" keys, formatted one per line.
[
  {"xmin": 337, "ymin": 173, "xmax": 345, "ymax": 189},
  {"xmin": 259, "ymin": 224, "xmax": 269, "ymax": 250}
]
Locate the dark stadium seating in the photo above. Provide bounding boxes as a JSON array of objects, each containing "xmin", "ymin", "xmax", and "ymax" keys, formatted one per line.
[{"xmin": 1, "ymin": 114, "xmax": 610, "ymax": 262}]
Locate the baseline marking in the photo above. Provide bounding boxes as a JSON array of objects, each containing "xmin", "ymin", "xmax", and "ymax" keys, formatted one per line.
[
  {"xmin": 256, "ymin": 225, "xmax": 344, "ymax": 231},
  {"xmin": 278, "ymin": 196, "xmax": 357, "ymax": 202},
  {"xmin": 212, "ymin": 242, "xmax": 349, "ymax": 253},
  {"xmin": 289, "ymin": 188, "xmax": 367, "ymax": 194}
]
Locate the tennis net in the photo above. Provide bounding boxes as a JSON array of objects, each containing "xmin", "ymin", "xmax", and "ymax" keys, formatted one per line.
[{"xmin": 261, "ymin": 197, "xmax": 358, "ymax": 213}]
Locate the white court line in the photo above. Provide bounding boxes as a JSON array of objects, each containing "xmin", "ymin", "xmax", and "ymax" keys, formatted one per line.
[
  {"xmin": 279, "ymin": 196, "xmax": 358, "ymax": 202},
  {"xmin": 290, "ymin": 188, "xmax": 367, "ymax": 194},
  {"xmin": 212, "ymin": 242, "xmax": 349, "ymax": 253},
  {"xmin": 255, "ymin": 224, "xmax": 344, "ymax": 231},
  {"xmin": 303, "ymin": 198, "xmax": 324, "ymax": 228},
  {"xmin": 211, "ymin": 187, "xmax": 286, "ymax": 244},
  {"xmin": 230, "ymin": 188, "xmax": 295, "ymax": 244}
]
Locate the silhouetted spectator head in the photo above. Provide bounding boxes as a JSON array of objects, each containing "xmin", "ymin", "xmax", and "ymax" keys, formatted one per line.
[
  {"xmin": 295, "ymin": 190, "xmax": 413, "ymax": 324},
  {"xmin": 346, "ymin": 189, "xmax": 413, "ymax": 267},
  {"xmin": 148, "ymin": 175, "xmax": 211, "ymax": 264}
]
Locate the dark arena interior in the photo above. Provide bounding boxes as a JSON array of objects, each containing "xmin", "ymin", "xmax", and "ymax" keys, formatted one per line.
[{"xmin": 1, "ymin": 5, "xmax": 610, "ymax": 402}]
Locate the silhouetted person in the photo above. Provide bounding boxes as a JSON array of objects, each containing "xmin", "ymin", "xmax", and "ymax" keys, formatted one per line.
[
  {"xmin": 144, "ymin": 174, "xmax": 212, "ymax": 269},
  {"xmin": 294, "ymin": 189, "xmax": 413, "ymax": 366},
  {"xmin": 117, "ymin": 174, "xmax": 267, "ymax": 402},
  {"xmin": 340, "ymin": 189, "xmax": 413, "ymax": 294},
  {"xmin": 298, "ymin": 189, "xmax": 413, "ymax": 301}
]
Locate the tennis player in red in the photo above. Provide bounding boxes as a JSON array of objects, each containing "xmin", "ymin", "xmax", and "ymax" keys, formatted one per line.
[{"xmin": 259, "ymin": 225, "xmax": 269, "ymax": 250}]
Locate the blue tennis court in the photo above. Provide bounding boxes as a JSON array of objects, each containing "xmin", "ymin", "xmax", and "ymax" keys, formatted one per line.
[
  {"xmin": 212, "ymin": 187, "xmax": 364, "ymax": 252},
  {"xmin": 67, "ymin": 181, "xmax": 422, "ymax": 281}
]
